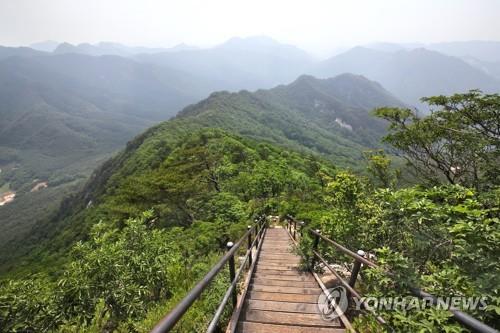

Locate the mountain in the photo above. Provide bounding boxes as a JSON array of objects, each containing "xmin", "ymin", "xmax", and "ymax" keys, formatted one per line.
[
  {"xmin": 426, "ymin": 41, "xmax": 500, "ymax": 63},
  {"xmin": 52, "ymin": 41, "xmax": 197, "ymax": 57},
  {"xmin": 0, "ymin": 73, "xmax": 405, "ymax": 272},
  {"xmin": 364, "ymin": 41, "xmax": 500, "ymax": 63},
  {"xmin": 313, "ymin": 47, "xmax": 500, "ymax": 107},
  {"xmin": 135, "ymin": 36, "xmax": 314, "ymax": 92},
  {"xmin": 29, "ymin": 40, "xmax": 59, "ymax": 52},
  {"xmin": 461, "ymin": 56, "xmax": 500, "ymax": 81},
  {"xmin": 0, "ymin": 45, "xmax": 47, "ymax": 60},
  {"xmin": 0, "ymin": 52, "xmax": 214, "ymax": 250}
]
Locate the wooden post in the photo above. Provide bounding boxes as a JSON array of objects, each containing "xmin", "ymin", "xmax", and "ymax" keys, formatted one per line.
[
  {"xmin": 311, "ymin": 230, "xmax": 320, "ymax": 269},
  {"xmin": 227, "ymin": 242, "xmax": 237, "ymax": 307},
  {"xmin": 349, "ymin": 250, "xmax": 366, "ymax": 288},
  {"xmin": 247, "ymin": 226, "xmax": 253, "ymax": 268},
  {"xmin": 293, "ymin": 220, "xmax": 297, "ymax": 240}
]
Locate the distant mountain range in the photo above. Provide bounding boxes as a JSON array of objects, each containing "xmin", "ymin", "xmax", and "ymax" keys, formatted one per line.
[
  {"xmin": 51, "ymin": 41, "xmax": 198, "ymax": 57},
  {"xmin": 364, "ymin": 40, "xmax": 500, "ymax": 82},
  {"xmin": 135, "ymin": 36, "xmax": 314, "ymax": 91},
  {"xmin": 364, "ymin": 40, "xmax": 500, "ymax": 62},
  {"xmin": 9, "ymin": 37, "xmax": 500, "ymax": 106},
  {"xmin": 312, "ymin": 46, "xmax": 500, "ymax": 108}
]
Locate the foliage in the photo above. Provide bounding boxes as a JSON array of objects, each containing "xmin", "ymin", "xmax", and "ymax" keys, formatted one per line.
[
  {"xmin": 374, "ymin": 90, "xmax": 500, "ymax": 189},
  {"xmin": 364, "ymin": 149, "xmax": 400, "ymax": 188},
  {"xmin": 0, "ymin": 129, "xmax": 336, "ymax": 331}
]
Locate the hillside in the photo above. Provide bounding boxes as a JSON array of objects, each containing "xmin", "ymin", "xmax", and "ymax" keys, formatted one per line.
[
  {"xmin": 0, "ymin": 73, "xmax": 404, "ymax": 272},
  {"xmin": 313, "ymin": 47, "xmax": 500, "ymax": 107},
  {"xmin": 0, "ymin": 52, "xmax": 211, "ymax": 250},
  {"xmin": 1, "ymin": 85, "xmax": 497, "ymax": 332}
]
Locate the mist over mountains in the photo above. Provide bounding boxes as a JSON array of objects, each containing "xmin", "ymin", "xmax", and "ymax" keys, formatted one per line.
[
  {"xmin": 313, "ymin": 46, "xmax": 500, "ymax": 107},
  {"xmin": 11, "ymin": 37, "xmax": 500, "ymax": 106}
]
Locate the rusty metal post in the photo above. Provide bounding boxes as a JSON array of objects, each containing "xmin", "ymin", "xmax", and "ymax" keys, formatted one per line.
[
  {"xmin": 311, "ymin": 229, "xmax": 320, "ymax": 269},
  {"xmin": 247, "ymin": 226, "xmax": 253, "ymax": 268},
  {"xmin": 349, "ymin": 250, "xmax": 366, "ymax": 288},
  {"xmin": 227, "ymin": 242, "xmax": 237, "ymax": 307}
]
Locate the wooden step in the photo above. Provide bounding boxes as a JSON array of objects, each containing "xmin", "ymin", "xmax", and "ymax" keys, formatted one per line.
[
  {"xmin": 260, "ymin": 249, "xmax": 294, "ymax": 253},
  {"xmin": 251, "ymin": 278, "xmax": 318, "ymax": 288},
  {"xmin": 257, "ymin": 257, "xmax": 301, "ymax": 263},
  {"xmin": 250, "ymin": 284, "xmax": 322, "ymax": 295},
  {"xmin": 244, "ymin": 299, "xmax": 320, "ymax": 314},
  {"xmin": 256, "ymin": 263, "xmax": 300, "ymax": 269},
  {"xmin": 258, "ymin": 255, "xmax": 298, "ymax": 261},
  {"xmin": 244, "ymin": 309, "xmax": 340, "ymax": 327},
  {"xmin": 248, "ymin": 291, "xmax": 319, "ymax": 303},
  {"xmin": 253, "ymin": 273, "xmax": 315, "ymax": 282},
  {"xmin": 254, "ymin": 268, "xmax": 304, "ymax": 276},
  {"xmin": 255, "ymin": 265, "xmax": 300, "ymax": 271},
  {"xmin": 237, "ymin": 321, "xmax": 345, "ymax": 333}
]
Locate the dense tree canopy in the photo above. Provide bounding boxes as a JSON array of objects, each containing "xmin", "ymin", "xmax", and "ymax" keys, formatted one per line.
[{"xmin": 374, "ymin": 91, "xmax": 500, "ymax": 189}]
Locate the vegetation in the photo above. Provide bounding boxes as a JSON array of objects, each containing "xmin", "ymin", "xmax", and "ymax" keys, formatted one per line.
[
  {"xmin": 375, "ymin": 90, "xmax": 499, "ymax": 189},
  {"xmin": 0, "ymin": 129, "xmax": 337, "ymax": 331},
  {"xmin": 291, "ymin": 91, "xmax": 500, "ymax": 331},
  {"xmin": 1, "ymin": 88, "xmax": 498, "ymax": 332}
]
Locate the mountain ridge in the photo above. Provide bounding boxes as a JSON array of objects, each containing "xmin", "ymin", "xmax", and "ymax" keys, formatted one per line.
[{"xmin": 0, "ymin": 73, "xmax": 404, "ymax": 271}]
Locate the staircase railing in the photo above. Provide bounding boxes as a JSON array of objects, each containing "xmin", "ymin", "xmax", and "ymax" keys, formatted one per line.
[
  {"xmin": 151, "ymin": 215, "xmax": 267, "ymax": 333},
  {"xmin": 285, "ymin": 215, "xmax": 498, "ymax": 333}
]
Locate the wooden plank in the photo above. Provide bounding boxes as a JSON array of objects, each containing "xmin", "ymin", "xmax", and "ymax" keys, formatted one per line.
[
  {"xmin": 251, "ymin": 278, "xmax": 318, "ymax": 288},
  {"xmin": 258, "ymin": 255, "xmax": 299, "ymax": 261},
  {"xmin": 254, "ymin": 268, "xmax": 304, "ymax": 276},
  {"xmin": 248, "ymin": 291, "xmax": 318, "ymax": 303},
  {"xmin": 256, "ymin": 265, "xmax": 300, "ymax": 271},
  {"xmin": 259, "ymin": 248, "xmax": 295, "ymax": 252},
  {"xmin": 257, "ymin": 257, "xmax": 300, "ymax": 262},
  {"xmin": 250, "ymin": 284, "xmax": 322, "ymax": 295},
  {"xmin": 253, "ymin": 273, "xmax": 315, "ymax": 282},
  {"xmin": 253, "ymin": 262, "xmax": 300, "ymax": 269},
  {"xmin": 244, "ymin": 299, "xmax": 320, "ymax": 314},
  {"xmin": 238, "ymin": 322, "xmax": 345, "ymax": 333},
  {"xmin": 244, "ymin": 309, "xmax": 340, "ymax": 327}
]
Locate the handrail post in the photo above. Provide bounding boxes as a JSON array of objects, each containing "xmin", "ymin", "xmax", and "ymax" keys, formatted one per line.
[
  {"xmin": 300, "ymin": 221, "xmax": 305, "ymax": 238},
  {"xmin": 311, "ymin": 229, "xmax": 320, "ymax": 269},
  {"xmin": 247, "ymin": 226, "xmax": 253, "ymax": 268},
  {"xmin": 227, "ymin": 242, "xmax": 237, "ymax": 307},
  {"xmin": 293, "ymin": 220, "xmax": 297, "ymax": 240},
  {"xmin": 254, "ymin": 218, "xmax": 260, "ymax": 247},
  {"xmin": 349, "ymin": 250, "xmax": 366, "ymax": 288}
]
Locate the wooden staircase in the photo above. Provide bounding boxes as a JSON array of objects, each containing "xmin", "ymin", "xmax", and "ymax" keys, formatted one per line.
[{"xmin": 236, "ymin": 227, "xmax": 345, "ymax": 332}]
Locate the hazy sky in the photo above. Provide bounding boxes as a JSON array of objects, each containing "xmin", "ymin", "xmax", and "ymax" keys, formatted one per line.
[{"xmin": 1, "ymin": 0, "xmax": 499, "ymax": 56}]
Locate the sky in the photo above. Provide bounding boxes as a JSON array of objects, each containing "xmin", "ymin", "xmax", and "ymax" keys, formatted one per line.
[{"xmin": 1, "ymin": 0, "xmax": 499, "ymax": 57}]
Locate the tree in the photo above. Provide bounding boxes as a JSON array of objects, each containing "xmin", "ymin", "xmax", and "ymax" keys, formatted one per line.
[
  {"xmin": 374, "ymin": 91, "xmax": 500, "ymax": 189},
  {"xmin": 363, "ymin": 149, "xmax": 400, "ymax": 188}
]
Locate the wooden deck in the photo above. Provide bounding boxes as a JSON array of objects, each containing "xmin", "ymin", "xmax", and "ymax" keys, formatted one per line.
[{"xmin": 236, "ymin": 227, "xmax": 345, "ymax": 333}]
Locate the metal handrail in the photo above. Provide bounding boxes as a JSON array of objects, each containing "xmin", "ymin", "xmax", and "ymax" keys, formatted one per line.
[
  {"xmin": 206, "ymin": 222, "xmax": 264, "ymax": 332},
  {"xmin": 285, "ymin": 216, "xmax": 498, "ymax": 333},
  {"xmin": 151, "ymin": 216, "xmax": 266, "ymax": 333}
]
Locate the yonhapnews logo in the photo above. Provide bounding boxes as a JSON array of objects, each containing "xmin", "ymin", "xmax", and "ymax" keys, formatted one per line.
[{"xmin": 317, "ymin": 286, "xmax": 348, "ymax": 321}]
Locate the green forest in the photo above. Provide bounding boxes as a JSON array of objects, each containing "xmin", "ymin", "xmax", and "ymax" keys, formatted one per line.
[{"xmin": 0, "ymin": 89, "xmax": 499, "ymax": 332}]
